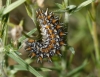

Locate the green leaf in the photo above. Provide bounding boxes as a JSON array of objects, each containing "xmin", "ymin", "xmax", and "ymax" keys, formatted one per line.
[
  {"xmin": 0, "ymin": 6, "xmax": 4, "ymax": 18},
  {"xmin": 31, "ymin": 6, "xmax": 37, "ymax": 26},
  {"xmin": 67, "ymin": 5, "xmax": 77, "ymax": 11},
  {"xmin": 64, "ymin": 0, "xmax": 68, "ymax": 7},
  {"xmin": 18, "ymin": 28, "xmax": 37, "ymax": 43},
  {"xmin": 40, "ymin": 68, "xmax": 51, "ymax": 72},
  {"xmin": 67, "ymin": 60, "xmax": 88, "ymax": 77},
  {"xmin": 68, "ymin": 46, "xmax": 75, "ymax": 66},
  {"xmin": 25, "ymin": 3, "xmax": 32, "ymax": 18},
  {"xmin": 3, "ymin": 0, "xmax": 26, "ymax": 15},
  {"xmin": 55, "ymin": 3, "xmax": 64, "ymax": 9},
  {"xmin": 86, "ymin": 11, "xmax": 93, "ymax": 32},
  {"xmin": 7, "ymin": 51, "xmax": 43, "ymax": 77},
  {"xmin": 69, "ymin": 46, "xmax": 75, "ymax": 54},
  {"xmin": 11, "ymin": 65, "xmax": 28, "ymax": 71},
  {"xmin": 76, "ymin": 0, "xmax": 94, "ymax": 12},
  {"xmin": 7, "ymin": 22, "xmax": 15, "ymax": 27},
  {"xmin": 9, "ymin": 65, "xmax": 52, "ymax": 72},
  {"xmin": 53, "ymin": 9, "xmax": 66, "ymax": 13},
  {"xmin": 25, "ymin": 2, "xmax": 37, "ymax": 26}
]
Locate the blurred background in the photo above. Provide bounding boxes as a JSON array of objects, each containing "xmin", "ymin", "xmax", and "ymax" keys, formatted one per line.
[{"xmin": 1, "ymin": 0, "xmax": 100, "ymax": 77}]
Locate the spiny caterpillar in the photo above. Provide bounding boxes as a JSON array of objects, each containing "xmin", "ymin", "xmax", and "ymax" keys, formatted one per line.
[{"xmin": 25, "ymin": 9, "xmax": 67, "ymax": 63}]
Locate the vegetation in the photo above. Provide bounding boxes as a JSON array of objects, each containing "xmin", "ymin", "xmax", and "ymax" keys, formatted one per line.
[{"xmin": 0, "ymin": 0, "xmax": 100, "ymax": 77}]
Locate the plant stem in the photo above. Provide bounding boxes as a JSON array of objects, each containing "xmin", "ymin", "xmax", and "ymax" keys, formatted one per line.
[
  {"xmin": 92, "ymin": 21, "xmax": 99, "ymax": 62},
  {"xmin": 0, "ymin": 0, "xmax": 11, "ymax": 77},
  {"xmin": 91, "ymin": 2, "xmax": 99, "ymax": 62}
]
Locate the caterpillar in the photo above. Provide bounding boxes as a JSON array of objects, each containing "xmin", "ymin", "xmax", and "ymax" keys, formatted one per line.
[{"xmin": 25, "ymin": 9, "xmax": 66, "ymax": 63}]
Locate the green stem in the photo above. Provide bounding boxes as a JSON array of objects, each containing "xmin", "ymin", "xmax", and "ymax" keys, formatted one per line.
[
  {"xmin": 1, "ymin": 0, "xmax": 11, "ymax": 46},
  {"xmin": 2, "ymin": 15, "xmax": 9, "ymax": 46},
  {"xmin": 60, "ymin": 0, "xmax": 69, "ymax": 77},
  {"xmin": 0, "ymin": 0, "xmax": 11, "ymax": 77},
  {"xmin": 92, "ymin": 21, "xmax": 99, "ymax": 61},
  {"xmin": 91, "ymin": 2, "xmax": 99, "ymax": 62}
]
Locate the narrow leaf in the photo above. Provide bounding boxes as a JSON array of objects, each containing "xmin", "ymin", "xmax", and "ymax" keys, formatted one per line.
[
  {"xmin": 56, "ymin": 3, "xmax": 64, "ymax": 9},
  {"xmin": 18, "ymin": 28, "xmax": 37, "ymax": 42},
  {"xmin": 3, "ymin": 0, "xmax": 26, "ymax": 15},
  {"xmin": 67, "ymin": 60, "xmax": 88, "ymax": 76},
  {"xmin": 11, "ymin": 65, "xmax": 51, "ymax": 72},
  {"xmin": 76, "ymin": 0, "xmax": 94, "ymax": 12},
  {"xmin": 7, "ymin": 51, "xmax": 43, "ymax": 77},
  {"xmin": 69, "ymin": 46, "xmax": 75, "ymax": 54}
]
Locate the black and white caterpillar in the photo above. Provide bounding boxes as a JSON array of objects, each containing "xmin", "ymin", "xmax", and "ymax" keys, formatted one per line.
[{"xmin": 25, "ymin": 9, "xmax": 67, "ymax": 63}]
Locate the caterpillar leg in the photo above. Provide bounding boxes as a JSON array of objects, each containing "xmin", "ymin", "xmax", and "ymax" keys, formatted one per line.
[
  {"xmin": 56, "ymin": 51, "xmax": 62, "ymax": 57},
  {"xmin": 37, "ymin": 56, "xmax": 43, "ymax": 63},
  {"xmin": 48, "ymin": 57, "xmax": 52, "ymax": 63}
]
